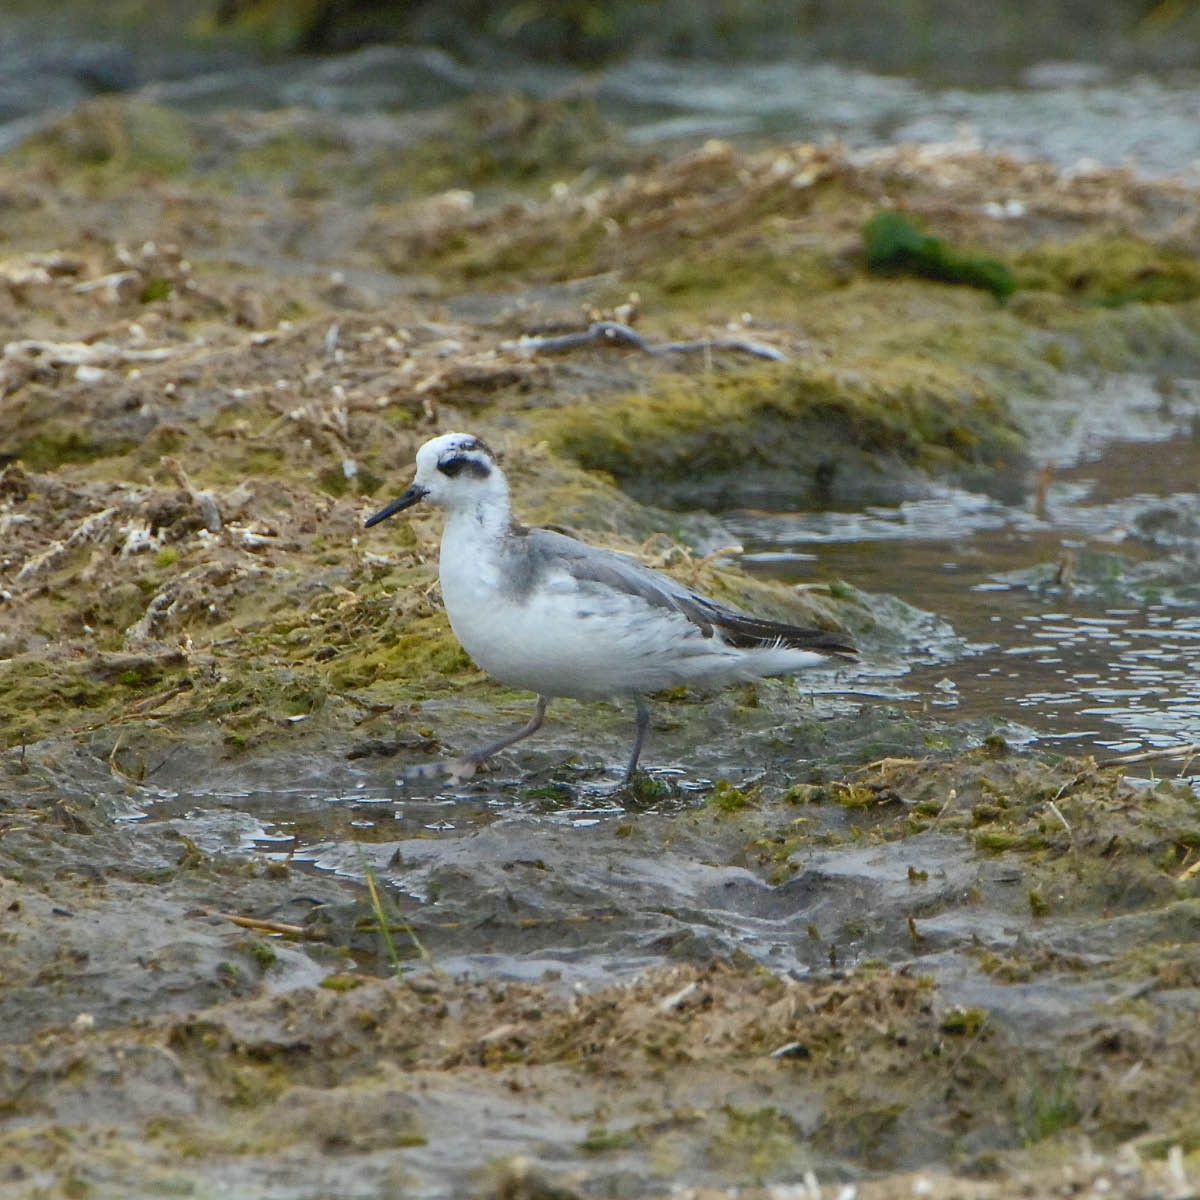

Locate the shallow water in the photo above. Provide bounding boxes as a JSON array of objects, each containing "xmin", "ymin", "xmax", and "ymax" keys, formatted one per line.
[
  {"xmin": 589, "ymin": 58, "xmax": 1200, "ymax": 182},
  {"xmin": 729, "ymin": 372, "xmax": 1200, "ymax": 769},
  {"xmin": 4, "ymin": 32, "xmax": 1200, "ymax": 180}
]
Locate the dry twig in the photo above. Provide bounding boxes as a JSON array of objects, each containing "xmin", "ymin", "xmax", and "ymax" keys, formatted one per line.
[
  {"xmin": 1096, "ymin": 742, "xmax": 1199, "ymax": 770},
  {"xmin": 505, "ymin": 320, "xmax": 787, "ymax": 361}
]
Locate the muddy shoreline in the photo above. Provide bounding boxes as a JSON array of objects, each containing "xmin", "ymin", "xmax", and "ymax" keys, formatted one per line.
[{"xmin": 1, "ymin": 56, "xmax": 1199, "ymax": 1200}]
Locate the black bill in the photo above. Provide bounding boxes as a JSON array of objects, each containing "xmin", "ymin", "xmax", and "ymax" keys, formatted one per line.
[{"xmin": 364, "ymin": 484, "xmax": 428, "ymax": 527}]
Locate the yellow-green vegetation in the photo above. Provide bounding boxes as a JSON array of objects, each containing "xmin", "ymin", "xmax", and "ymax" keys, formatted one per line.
[
  {"xmin": 5, "ymin": 71, "xmax": 1200, "ymax": 1200},
  {"xmin": 10, "ymin": 98, "xmax": 196, "ymax": 181},
  {"xmin": 538, "ymin": 358, "xmax": 1023, "ymax": 506},
  {"xmin": 579, "ymin": 1124, "xmax": 638, "ymax": 1154},
  {"xmin": 1015, "ymin": 1068, "xmax": 1082, "ymax": 1146},
  {"xmin": 385, "ymin": 93, "xmax": 634, "ymax": 198},
  {"xmin": 710, "ymin": 1105, "xmax": 802, "ymax": 1179},
  {"xmin": 199, "ymin": 94, "xmax": 636, "ymax": 204},
  {"xmin": 773, "ymin": 750, "xmax": 1200, "ymax": 912},
  {"xmin": 940, "ymin": 1005, "xmax": 989, "ymax": 1036},
  {"xmin": 1016, "ymin": 234, "xmax": 1200, "ymax": 307},
  {"xmin": 707, "ymin": 779, "xmax": 758, "ymax": 813},
  {"xmin": 2, "ymin": 118, "xmax": 1199, "ymax": 775}
]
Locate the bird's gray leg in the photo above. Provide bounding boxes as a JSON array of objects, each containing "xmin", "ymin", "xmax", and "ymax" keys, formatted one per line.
[
  {"xmin": 623, "ymin": 696, "xmax": 651, "ymax": 783},
  {"xmin": 450, "ymin": 694, "xmax": 549, "ymax": 779}
]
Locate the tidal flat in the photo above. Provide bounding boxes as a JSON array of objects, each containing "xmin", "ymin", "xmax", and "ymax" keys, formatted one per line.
[{"xmin": 1, "ymin": 41, "xmax": 1199, "ymax": 1199}]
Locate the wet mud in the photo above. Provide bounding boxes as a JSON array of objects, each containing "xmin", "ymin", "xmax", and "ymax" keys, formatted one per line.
[{"xmin": 1, "ymin": 65, "xmax": 1199, "ymax": 1200}]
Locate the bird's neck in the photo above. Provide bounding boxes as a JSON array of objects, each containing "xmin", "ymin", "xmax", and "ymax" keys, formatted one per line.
[{"xmin": 441, "ymin": 486, "xmax": 512, "ymax": 555}]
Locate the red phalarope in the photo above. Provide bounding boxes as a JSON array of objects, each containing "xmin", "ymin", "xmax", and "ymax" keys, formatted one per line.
[{"xmin": 366, "ymin": 432, "xmax": 856, "ymax": 782}]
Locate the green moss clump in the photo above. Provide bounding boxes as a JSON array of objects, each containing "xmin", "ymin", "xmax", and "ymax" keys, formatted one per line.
[
  {"xmin": 140, "ymin": 276, "xmax": 175, "ymax": 303},
  {"xmin": 708, "ymin": 780, "xmax": 757, "ymax": 814},
  {"xmin": 235, "ymin": 936, "xmax": 278, "ymax": 971},
  {"xmin": 643, "ymin": 241, "xmax": 845, "ymax": 311},
  {"xmin": 13, "ymin": 424, "xmax": 139, "ymax": 471},
  {"xmin": 580, "ymin": 1125, "xmax": 637, "ymax": 1154},
  {"xmin": 864, "ymin": 212, "xmax": 1017, "ymax": 300},
  {"xmin": 828, "ymin": 783, "xmax": 885, "ymax": 809},
  {"xmin": 974, "ymin": 830, "xmax": 1043, "ymax": 854},
  {"xmin": 323, "ymin": 614, "xmax": 470, "ymax": 694},
  {"xmin": 940, "ymin": 1006, "xmax": 989, "ymax": 1036},
  {"xmin": 1015, "ymin": 1069, "xmax": 1081, "ymax": 1145},
  {"xmin": 319, "ymin": 974, "xmax": 365, "ymax": 992},
  {"xmin": 0, "ymin": 652, "xmax": 190, "ymax": 749}
]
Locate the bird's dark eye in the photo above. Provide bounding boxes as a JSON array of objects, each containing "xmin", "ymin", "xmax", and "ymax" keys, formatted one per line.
[{"xmin": 438, "ymin": 454, "xmax": 491, "ymax": 479}]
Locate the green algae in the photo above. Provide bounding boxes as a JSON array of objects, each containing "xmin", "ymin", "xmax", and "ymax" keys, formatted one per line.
[
  {"xmin": 0, "ymin": 653, "xmax": 190, "ymax": 750},
  {"xmin": 11, "ymin": 424, "xmax": 140, "ymax": 472},
  {"xmin": 1015, "ymin": 1068, "xmax": 1082, "ymax": 1145},
  {"xmin": 639, "ymin": 239, "xmax": 847, "ymax": 314},
  {"xmin": 864, "ymin": 211, "xmax": 1017, "ymax": 300},
  {"xmin": 940, "ymin": 1005, "xmax": 990, "ymax": 1036},
  {"xmin": 707, "ymin": 779, "xmax": 758, "ymax": 814}
]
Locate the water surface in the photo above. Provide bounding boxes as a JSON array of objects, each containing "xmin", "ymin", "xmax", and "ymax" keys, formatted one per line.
[{"xmin": 730, "ymin": 372, "xmax": 1200, "ymax": 768}]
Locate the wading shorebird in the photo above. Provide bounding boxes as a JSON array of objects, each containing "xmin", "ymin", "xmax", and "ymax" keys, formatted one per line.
[{"xmin": 365, "ymin": 432, "xmax": 856, "ymax": 782}]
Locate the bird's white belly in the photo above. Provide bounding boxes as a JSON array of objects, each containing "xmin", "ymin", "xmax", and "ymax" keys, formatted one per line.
[
  {"xmin": 444, "ymin": 581, "xmax": 632, "ymax": 698},
  {"xmin": 437, "ymin": 522, "xmax": 825, "ymax": 700},
  {"xmin": 440, "ymin": 566, "xmax": 718, "ymax": 699}
]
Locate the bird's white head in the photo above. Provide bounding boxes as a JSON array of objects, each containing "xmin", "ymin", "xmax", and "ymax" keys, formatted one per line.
[{"xmin": 365, "ymin": 432, "xmax": 505, "ymax": 527}]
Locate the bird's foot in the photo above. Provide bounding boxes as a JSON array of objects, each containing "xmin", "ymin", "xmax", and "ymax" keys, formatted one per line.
[
  {"xmin": 445, "ymin": 756, "xmax": 482, "ymax": 784},
  {"xmin": 398, "ymin": 756, "xmax": 481, "ymax": 784}
]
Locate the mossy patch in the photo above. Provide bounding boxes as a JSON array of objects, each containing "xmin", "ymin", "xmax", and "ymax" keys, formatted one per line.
[
  {"xmin": 538, "ymin": 357, "xmax": 1024, "ymax": 509},
  {"xmin": 1016, "ymin": 235, "xmax": 1200, "ymax": 307},
  {"xmin": 389, "ymin": 93, "xmax": 633, "ymax": 198},
  {"xmin": 0, "ymin": 651, "xmax": 189, "ymax": 749},
  {"xmin": 707, "ymin": 779, "xmax": 758, "ymax": 814},
  {"xmin": 864, "ymin": 211, "xmax": 1017, "ymax": 300},
  {"xmin": 11, "ymin": 424, "xmax": 140, "ymax": 472},
  {"xmin": 12, "ymin": 98, "xmax": 196, "ymax": 180},
  {"xmin": 756, "ymin": 750, "xmax": 1200, "ymax": 920}
]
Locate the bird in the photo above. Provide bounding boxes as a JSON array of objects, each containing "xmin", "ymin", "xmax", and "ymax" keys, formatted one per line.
[{"xmin": 365, "ymin": 432, "xmax": 856, "ymax": 783}]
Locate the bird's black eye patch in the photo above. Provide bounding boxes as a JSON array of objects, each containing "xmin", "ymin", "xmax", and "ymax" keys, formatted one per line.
[{"xmin": 438, "ymin": 454, "xmax": 491, "ymax": 480}]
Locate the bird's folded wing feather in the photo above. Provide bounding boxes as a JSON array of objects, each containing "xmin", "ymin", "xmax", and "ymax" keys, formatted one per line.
[{"xmin": 525, "ymin": 529, "xmax": 855, "ymax": 657}]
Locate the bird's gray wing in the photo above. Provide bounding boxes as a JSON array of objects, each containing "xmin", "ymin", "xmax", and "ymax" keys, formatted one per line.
[
  {"xmin": 518, "ymin": 528, "xmax": 855, "ymax": 658},
  {"xmin": 516, "ymin": 527, "xmax": 716, "ymax": 629}
]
